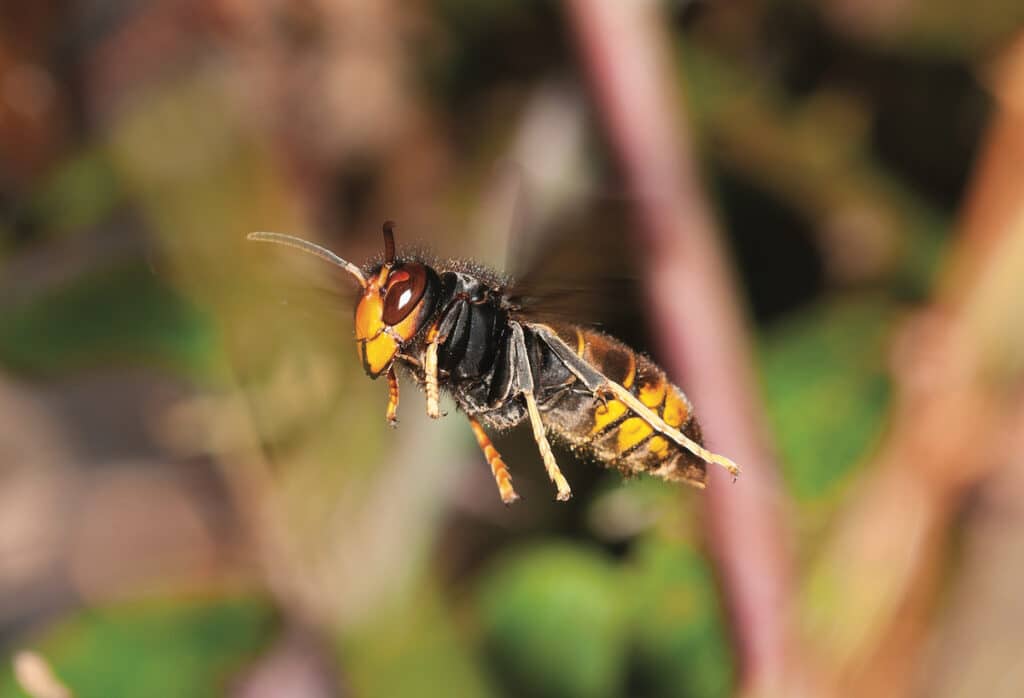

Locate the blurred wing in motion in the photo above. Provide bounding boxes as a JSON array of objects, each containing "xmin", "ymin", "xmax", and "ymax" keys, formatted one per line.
[
  {"xmin": 505, "ymin": 198, "xmax": 649, "ymax": 347},
  {"xmin": 242, "ymin": 233, "xmax": 361, "ymax": 326}
]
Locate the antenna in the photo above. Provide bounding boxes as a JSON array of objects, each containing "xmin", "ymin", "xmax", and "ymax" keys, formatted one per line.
[
  {"xmin": 247, "ymin": 232, "xmax": 367, "ymax": 288},
  {"xmin": 382, "ymin": 220, "xmax": 396, "ymax": 265}
]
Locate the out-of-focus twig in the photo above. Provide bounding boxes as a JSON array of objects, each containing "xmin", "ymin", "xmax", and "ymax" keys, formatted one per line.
[
  {"xmin": 213, "ymin": 0, "xmax": 448, "ymax": 233},
  {"xmin": 563, "ymin": 2, "xmax": 803, "ymax": 695},
  {"xmin": 92, "ymin": 0, "xmax": 469, "ymax": 636},
  {"xmin": 231, "ymin": 626, "xmax": 339, "ymax": 698},
  {"xmin": 944, "ymin": 34, "xmax": 1024, "ymax": 293},
  {"xmin": 13, "ymin": 651, "xmax": 72, "ymax": 698},
  {"xmin": 803, "ymin": 32, "xmax": 1024, "ymax": 698},
  {"xmin": 0, "ymin": 5, "xmax": 70, "ymax": 189},
  {"xmin": 918, "ymin": 402, "xmax": 1024, "ymax": 698}
]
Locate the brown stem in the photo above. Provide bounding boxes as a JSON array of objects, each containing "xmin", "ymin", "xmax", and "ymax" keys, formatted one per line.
[
  {"xmin": 805, "ymin": 32, "xmax": 1024, "ymax": 696},
  {"xmin": 564, "ymin": 2, "xmax": 801, "ymax": 694}
]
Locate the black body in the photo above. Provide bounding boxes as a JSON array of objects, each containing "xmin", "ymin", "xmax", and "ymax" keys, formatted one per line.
[
  {"xmin": 395, "ymin": 268, "xmax": 572, "ymax": 430},
  {"xmin": 249, "ymin": 227, "xmax": 729, "ymax": 497}
]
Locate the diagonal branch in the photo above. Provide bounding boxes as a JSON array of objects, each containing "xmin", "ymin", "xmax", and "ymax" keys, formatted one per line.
[{"xmin": 563, "ymin": 2, "xmax": 804, "ymax": 695}]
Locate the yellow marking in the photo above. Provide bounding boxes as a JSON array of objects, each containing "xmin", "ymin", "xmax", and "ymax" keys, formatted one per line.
[
  {"xmin": 662, "ymin": 389, "xmax": 689, "ymax": 428},
  {"xmin": 354, "ymin": 272, "xmax": 389, "ymax": 341},
  {"xmin": 354, "ymin": 295, "xmax": 384, "ymax": 341},
  {"xmin": 361, "ymin": 333, "xmax": 398, "ymax": 376},
  {"xmin": 524, "ymin": 390, "xmax": 571, "ymax": 501},
  {"xmin": 469, "ymin": 417, "xmax": 518, "ymax": 504},
  {"xmin": 355, "ymin": 269, "xmax": 421, "ymax": 372},
  {"xmin": 617, "ymin": 417, "xmax": 653, "ymax": 453},
  {"xmin": 530, "ymin": 324, "xmax": 740, "ymax": 480},
  {"xmin": 575, "ymin": 328, "xmax": 586, "ymax": 356},
  {"xmin": 621, "ymin": 352, "xmax": 636, "ymax": 389},
  {"xmin": 638, "ymin": 378, "xmax": 667, "ymax": 408},
  {"xmin": 591, "ymin": 399, "xmax": 628, "ymax": 433},
  {"xmin": 604, "ymin": 380, "xmax": 740, "ymax": 479},
  {"xmin": 646, "ymin": 436, "xmax": 670, "ymax": 459}
]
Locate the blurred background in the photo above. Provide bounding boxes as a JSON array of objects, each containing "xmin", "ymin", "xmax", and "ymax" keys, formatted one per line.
[{"xmin": 2, "ymin": 1, "xmax": 1024, "ymax": 697}]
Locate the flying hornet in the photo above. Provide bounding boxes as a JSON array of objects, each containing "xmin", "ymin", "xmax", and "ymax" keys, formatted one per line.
[{"xmin": 248, "ymin": 222, "xmax": 739, "ymax": 503}]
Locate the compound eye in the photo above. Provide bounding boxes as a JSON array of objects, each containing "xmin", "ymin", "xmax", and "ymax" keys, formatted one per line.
[{"xmin": 382, "ymin": 263, "xmax": 428, "ymax": 325}]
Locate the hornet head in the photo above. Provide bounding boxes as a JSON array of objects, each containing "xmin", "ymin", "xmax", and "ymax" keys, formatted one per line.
[{"xmin": 247, "ymin": 221, "xmax": 439, "ymax": 377}]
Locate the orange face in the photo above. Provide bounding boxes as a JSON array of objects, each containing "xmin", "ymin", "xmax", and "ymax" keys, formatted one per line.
[{"xmin": 354, "ymin": 262, "xmax": 437, "ymax": 377}]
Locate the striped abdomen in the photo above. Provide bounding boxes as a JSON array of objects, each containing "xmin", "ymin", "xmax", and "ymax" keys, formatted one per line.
[{"xmin": 542, "ymin": 326, "xmax": 708, "ymax": 488}]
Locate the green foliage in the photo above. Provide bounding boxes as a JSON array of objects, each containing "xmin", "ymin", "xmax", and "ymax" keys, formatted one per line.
[
  {"xmin": 626, "ymin": 537, "xmax": 734, "ymax": 698},
  {"xmin": 785, "ymin": 0, "xmax": 1024, "ymax": 57},
  {"xmin": 477, "ymin": 544, "xmax": 627, "ymax": 698},
  {"xmin": 27, "ymin": 150, "xmax": 123, "ymax": 238},
  {"xmin": 344, "ymin": 587, "xmax": 495, "ymax": 698},
  {"xmin": 681, "ymin": 42, "xmax": 952, "ymax": 299},
  {"xmin": 759, "ymin": 297, "xmax": 895, "ymax": 501},
  {"xmin": 429, "ymin": 0, "xmax": 562, "ymax": 103},
  {"xmin": 0, "ymin": 595, "xmax": 276, "ymax": 698},
  {"xmin": 0, "ymin": 264, "xmax": 216, "ymax": 378},
  {"xmin": 475, "ymin": 539, "xmax": 733, "ymax": 698}
]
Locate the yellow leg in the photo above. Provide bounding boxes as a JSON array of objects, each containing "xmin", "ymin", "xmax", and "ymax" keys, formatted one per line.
[
  {"xmin": 528, "ymin": 323, "xmax": 740, "ymax": 481},
  {"xmin": 385, "ymin": 367, "xmax": 399, "ymax": 426},
  {"xmin": 603, "ymin": 382, "xmax": 740, "ymax": 480},
  {"xmin": 524, "ymin": 390, "xmax": 572, "ymax": 501},
  {"xmin": 468, "ymin": 417, "xmax": 519, "ymax": 504},
  {"xmin": 424, "ymin": 339, "xmax": 441, "ymax": 419}
]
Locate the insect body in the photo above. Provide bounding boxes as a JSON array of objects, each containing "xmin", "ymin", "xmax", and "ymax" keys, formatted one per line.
[{"xmin": 248, "ymin": 223, "xmax": 739, "ymax": 503}]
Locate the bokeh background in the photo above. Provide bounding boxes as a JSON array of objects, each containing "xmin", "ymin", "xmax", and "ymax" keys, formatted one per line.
[{"xmin": 2, "ymin": 1, "xmax": 1024, "ymax": 697}]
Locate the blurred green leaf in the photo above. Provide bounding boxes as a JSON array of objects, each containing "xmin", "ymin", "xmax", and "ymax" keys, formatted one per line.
[
  {"xmin": 0, "ymin": 264, "xmax": 217, "ymax": 378},
  {"xmin": 759, "ymin": 297, "xmax": 895, "ymax": 501},
  {"xmin": 625, "ymin": 536, "xmax": 734, "ymax": 698},
  {"xmin": 682, "ymin": 43, "xmax": 950, "ymax": 298},
  {"xmin": 28, "ymin": 149, "xmax": 123, "ymax": 238},
  {"xmin": 791, "ymin": 0, "xmax": 1024, "ymax": 58},
  {"xmin": 344, "ymin": 586, "xmax": 495, "ymax": 698},
  {"xmin": 476, "ymin": 543, "xmax": 626, "ymax": 698},
  {"xmin": 0, "ymin": 595, "xmax": 276, "ymax": 698}
]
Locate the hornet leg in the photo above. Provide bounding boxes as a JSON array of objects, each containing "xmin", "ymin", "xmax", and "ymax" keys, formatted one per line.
[
  {"xmin": 424, "ymin": 339, "xmax": 441, "ymax": 419},
  {"xmin": 423, "ymin": 299, "xmax": 470, "ymax": 419},
  {"xmin": 468, "ymin": 416, "xmax": 518, "ymax": 504},
  {"xmin": 385, "ymin": 366, "xmax": 399, "ymax": 426},
  {"xmin": 529, "ymin": 323, "xmax": 741, "ymax": 480},
  {"xmin": 510, "ymin": 322, "xmax": 572, "ymax": 501}
]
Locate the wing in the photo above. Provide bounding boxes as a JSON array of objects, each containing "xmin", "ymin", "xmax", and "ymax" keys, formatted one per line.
[
  {"xmin": 504, "ymin": 197, "xmax": 649, "ymax": 346},
  {"xmin": 243, "ymin": 234, "xmax": 361, "ymax": 325}
]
